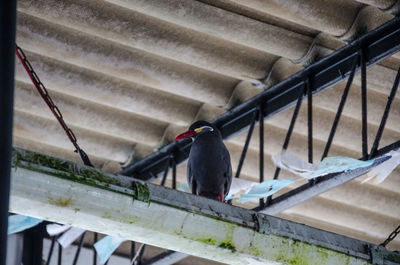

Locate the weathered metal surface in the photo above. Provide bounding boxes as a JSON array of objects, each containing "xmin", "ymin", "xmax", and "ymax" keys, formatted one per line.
[{"xmin": 9, "ymin": 148, "xmax": 400, "ymax": 264}]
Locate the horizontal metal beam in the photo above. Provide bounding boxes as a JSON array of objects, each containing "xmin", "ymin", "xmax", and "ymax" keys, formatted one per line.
[
  {"xmin": 9, "ymin": 148, "xmax": 400, "ymax": 264},
  {"xmin": 121, "ymin": 16, "xmax": 400, "ymax": 181},
  {"xmin": 253, "ymin": 140, "xmax": 400, "ymax": 214}
]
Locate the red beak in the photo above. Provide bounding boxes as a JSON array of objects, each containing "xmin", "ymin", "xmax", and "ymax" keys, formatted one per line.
[{"xmin": 175, "ymin": 130, "xmax": 196, "ymax": 141}]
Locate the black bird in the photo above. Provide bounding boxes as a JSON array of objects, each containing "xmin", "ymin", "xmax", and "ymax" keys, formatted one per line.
[{"xmin": 175, "ymin": 121, "xmax": 232, "ymax": 202}]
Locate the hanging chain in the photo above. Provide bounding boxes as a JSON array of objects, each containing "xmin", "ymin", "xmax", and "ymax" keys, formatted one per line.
[
  {"xmin": 380, "ymin": 224, "xmax": 400, "ymax": 248},
  {"xmin": 15, "ymin": 45, "xmax": 93, "ymax": 167}
]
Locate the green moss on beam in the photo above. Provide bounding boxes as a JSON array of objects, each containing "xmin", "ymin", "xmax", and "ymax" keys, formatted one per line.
[
  {"xmin": 12, "ymin": 148, "xmax": 150, "ymax": 203},
  {"xmin": 132, "ymin": 181, "xmax": 150, "ymax": 202},
  {"xmin": 195, "ymin": 238, "xmax": 236, "ymax": 252}
]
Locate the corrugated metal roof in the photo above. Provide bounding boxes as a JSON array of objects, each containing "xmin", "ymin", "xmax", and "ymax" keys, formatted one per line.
[{"xmin": 13, "ymin": 0, "xmax": 400, "ymax": 261}]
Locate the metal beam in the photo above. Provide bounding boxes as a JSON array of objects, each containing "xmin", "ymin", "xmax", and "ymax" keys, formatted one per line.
[
  {"xmin": 9, "ymin": 148, "xmax": 400, "ymax": 265},
  {"xmin": 121, "ymin": 16, "xmax": 400, "ymax": 181},
  {"xmin": 0, "ymin": 0, "xmax": 17, "ymax": 264},
  {"xmin": 22, "ymin": 224, "xmax": 45, "ymax": 265}
]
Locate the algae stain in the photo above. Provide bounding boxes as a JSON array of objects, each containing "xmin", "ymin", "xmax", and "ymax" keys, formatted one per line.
[
  {"xmin": 389, "ymin": 253, "xmax": 400, "ymax": 263},
  {"xmin": 251, "ymin": 247, "xmax": 262, "ymax": 257},
  {"xmin": 132, "ymin": 181, "xmax": 150, "ymax": 202},
  {"xmin": 79, "ymin": 168, "xmax": 121, "ymax": 186},
  {"xmin": 197, "ymin": 238, "xmax": 217, "ymax": 245},
  {"xmin": 195, "ymin": 238, "xmax": 236, "ymax": 252},
  {"xmin": 102, "ymin": 212, "xmax": 112, "ymax": 219},
  {"xmin": 218, "ymin": 241, "xmax": 236, "ymax": 252},
  {"xmin": 13, "ymin": 149, "xmax": 70, "ymax": 172},
  {"xmin": 48, "ymin": 196, "xmax": 72, "ymax": 207},
  {"xmin": 13, "ymin": 148, "xmax": 152, "ymax": 204}
]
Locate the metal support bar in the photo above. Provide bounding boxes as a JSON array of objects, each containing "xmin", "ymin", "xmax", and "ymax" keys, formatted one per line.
[
  {"xmin": 272, "ymin": 87, "xmax": 304, "ymax": 181},
  {"xmin": 161, "ymin": 159, "xmax": 170, "ymax": 187},
  {"xmin": 9, "ymin": 148, "xmax": 400, "ymax": 265},
  {"xmin": 72, "ymin": 231, "xmax": 86, "ymax": 265},
  {"xmin": 254, "ymin": 140, "xmax": 399, "ymax": 215},
  {"xmin": 58, "ymin": 244, "xmax": 62, "ymax": 265},
  {"xmin": 22, "ymin": 224, "xmax": 45, "ymax": 265},
  {"xmin": 306, "ymin": 78, "xmax": 316, "ymax": 186},
  {"xmin": 171, "ymin": 156, "xmax": 176, "ymax": 190},
  {"xmin": 130, "ymin": 241, "xmax": 135, "ymax": 260},
  {"xmin": 120, "ymin": 17, "xmax": 400, "ymax": 181},
  {"xmin": 307, "ymin": 79, "xmax": 313, "ymax": 164},
  {"xmin": 369, "ymin": 66, "xmax": 400, "ymax": 158},
  {"xmin": 136, "ymin": 244, "xmax": 146, "ymax": 265},
  {"xmin": 93, "ymin": 233, "xmax": 98, "ymax": 265},
  {"xmin": 46, "ymin": 237, "xmax": 57, "ymax": 265},
  {"xmin": 258, "ymin": 107, "xmax": 264, "ymax": 208},
  {"xmin": 322, "ymin": 56, "xmax": 359, "ymax": 160},
  {"xmin": 234, "ymin": 110, "xmax": 257, "ymax": 178},
  {"xmin": 0, "ymin": 0, "xmax": 17, "ymax": 264},
  {"xmin": 361, "ymin": 49, "xmax": 369, "ymax": 159},
  {"xmin": 131, "ymin": 244, "xmax": 145, "ymax": 265},
  {"xmin": 266, "ymin": 87, "xmax": 304, "ymax": 206}
]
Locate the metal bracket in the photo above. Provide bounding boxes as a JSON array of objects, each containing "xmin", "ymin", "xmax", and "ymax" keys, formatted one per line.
[
  {"xmin": 253, "ymin": 213, "xmax": 272, "ymax": 235},
  {"xmin": 370, "ymin": 245, "xmax": 400, "ymax": 265},
  {"xmin": 370, "ymin": 245, "xmax": 385, "ymax": 265}
]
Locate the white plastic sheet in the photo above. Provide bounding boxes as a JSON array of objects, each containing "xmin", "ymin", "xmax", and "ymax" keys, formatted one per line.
[
  {"xmin": 272, "ymin": 152, "xmax": 317, "ymax": 178},
  {"xmin": 273, "ymin": 151, "xmax": 374, "ymax": 179},
  {"xmin": 46, "ymin": 223, "xmax": 71, "ymax": 236},
  {"xmin": 362, "ymin": 149, "xmax": 400, "ymax": 184},
  {"xmin": 225, "ymin": 178, "xmax": 259, "ymax": 200},
  {"xmin": 57, "ymin": 227, "xmax": 86, "ymax": 248},
  {"xmin": 178, "ymin": 182, "xmax": 190, "ymax": 193},
  {"xmin": 8, "ymin": 215, "xmax": 42, "ymax": 234},
  {"xmin": 94, "ymin": 235, "xmax": 126, "ymax": 264},
  {"xmin": 238, "ymin": 179, "xmax": 296, "ymax": 203}
]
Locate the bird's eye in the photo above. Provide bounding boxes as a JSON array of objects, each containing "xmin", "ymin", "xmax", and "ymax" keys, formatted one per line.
[{"xmin": 195, "ymin": 126, "xmax": 213, "ymax": 134}]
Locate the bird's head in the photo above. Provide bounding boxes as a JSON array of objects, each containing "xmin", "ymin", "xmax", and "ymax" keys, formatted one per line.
[{"xmin": 175, "ymin": 121, "xmax": 220, "ymax": 141}]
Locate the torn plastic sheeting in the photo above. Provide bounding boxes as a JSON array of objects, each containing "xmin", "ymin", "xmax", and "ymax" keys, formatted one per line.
[
  {"xmin": 179, "ymin": 178, "xmax": 258, "ymax": 201},
  {"xmin": 238, "ymin": 179, "xmax": 296, "ymax": 203},
  {"xmin": 308, "ymin": 156, "xmax": 375, "ymax": 179},
  {"xmin": 272, "ymin": 152, "xmax": 318, "ymax": 178},
  {"xmin": 228, "ymin": 178, "xmax": 259, "ymax": 196},
  {"xmin": 46, "ymin": 223, "xmax": 71, "ymax": 236},
  {"xmin": 178, "ymin": 182, "xmax": 190, "ymax": 193},
  {"xmin": 225, "ymin": 178, "xmax": 259, "ymax": 200},
  {"xmin": 8, "ymin": 214, "xmax": 42, "ymax": 234},
  {"xmin": 94, "ymin": 235, "xmax": 126, "ymax": 264},
  {"xmin": 363, "ymin": 149, "xmax": 400, "ymax": 184},
  {"xmin": 273, "ymin": 152, "xmax": 375, "ymax": 179},
  {"xmin": 57, "ymin": 226, "xmax": 86, "ymax": 248}
]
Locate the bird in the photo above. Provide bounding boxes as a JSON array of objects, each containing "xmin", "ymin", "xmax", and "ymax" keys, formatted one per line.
[{"xmin": 175, "ymin": 121, "xmax": 232, "ymax": 202}]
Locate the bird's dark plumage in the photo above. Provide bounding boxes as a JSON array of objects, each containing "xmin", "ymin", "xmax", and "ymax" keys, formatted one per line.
[{"xmin": 184, "ymin": 121, "xmax": 232, "ymax": 201}]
